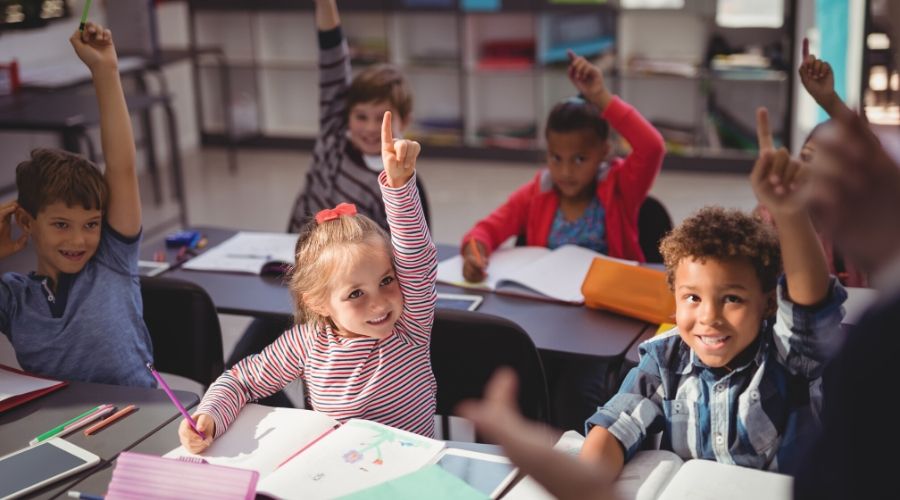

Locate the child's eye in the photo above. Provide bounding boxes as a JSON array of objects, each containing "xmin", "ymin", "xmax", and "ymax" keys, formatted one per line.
[
  {"xmin": 380, "ymin": 276, "xmax": 395, "ymax": 286},
  {"xmin": 549, "ymin": 155, "xmax": 560, "ymax": 164},
  {"xmin": 348, "ymin": 289, "xmax": 363, "ymax": 299},
  {"xmin": 684, "ymin": 294, "xmax": 700, "ymax": 304},
  {"xmin": 724, "ymin": 295, "xmax": 743, "ymax": 304},
  {"xmin": 574, "ymin": 155, "xmax": 585, "ymax": 165},
  {"xmin": 85, "ymin": 221, "xmax": 100, "ymax": 230},
  {"xmin": 53, "ymin": 222, "xmax": 68, "ymax": 229}
]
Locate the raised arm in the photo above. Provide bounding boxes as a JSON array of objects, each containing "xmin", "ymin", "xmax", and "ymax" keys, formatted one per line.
[
  {"xmin": 752, "ymin": 108, "xmax": 830, "ymax": 306},
  {"xmin": 567, "ymin": 50, "xmax": 665, "ymax": 207},
  {"xmin": 799, "ymin": 37, "xmax": 853, "ymax": 120},
  {"xmin": 315, "ymin": 0, "xmax": 340, "ymax": 31},
  {"xmin": 381, "ymin": 112, "xmax": 436, "ymax": 344},
  {"xmin": 70, "ymin": 23, "xmax": 140, "ymax": 237}
]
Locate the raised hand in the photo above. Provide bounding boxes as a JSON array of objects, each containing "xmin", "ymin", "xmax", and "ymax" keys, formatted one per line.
[
  {"xmin": 798, "ymin": 37, "xmax": 837, "ymax": 108},
  {"xmin": 567, "ymin": 49, "xmax": 612, "ymax": 110},
  {"xmin": 751, "ymin": 108, "xmax": 806, "ymax": 215},
  {"xmin": 69, "ymin": 22, "xmax": 118, "ymax": 73},
  {"xmin": 0, "ymin": 201, "xmax": 28, "ymax": 259},
  {"xmin": 804, "ymin": 108, "xmax": 900, "ymax": 273},
  {"xmin": 381, "ymin": 111, "xmax": 420, "ymax": 188},
  {"xmin": 178, "ymin": 412, "xmax": 216, "ymax": 454}
]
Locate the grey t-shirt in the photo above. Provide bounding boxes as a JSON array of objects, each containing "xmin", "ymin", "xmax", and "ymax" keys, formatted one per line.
[{"xmin": 0, "ymin": 225, "xmax": 155, "ymax": 387}]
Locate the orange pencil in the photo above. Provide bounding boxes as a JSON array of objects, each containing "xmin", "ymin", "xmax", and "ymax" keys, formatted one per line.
[
  {"xmin": 468, "ymin": 239, "xmax": 485, "ymax": 269},
  {"xmin": 84, "ymin": 404, "xmax": 136, "ymax": 436}
]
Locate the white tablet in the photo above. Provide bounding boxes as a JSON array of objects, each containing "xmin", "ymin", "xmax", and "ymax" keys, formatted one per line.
[
  {"xmin": 0, "ymin": 439, "xmax": 100, "ymax": 499},
  {"xmin": 436, "ymin": 293, "xmax": 483, "ymax": 312},
  {"xmin": 431, "ymin": 448, "xmax": 518, "ymax": 499},
  {"xmin": 137, "ymin": 260, "xmax": 171, "ymax": 277}
]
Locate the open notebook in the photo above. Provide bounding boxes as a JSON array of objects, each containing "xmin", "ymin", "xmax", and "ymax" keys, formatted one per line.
[
  {"xmin": 181, "ymin": 232, "xmax": 298, "ymax": 275},
  {"xmin": 505, "ymin": 432, "xmax": 792, "ymax": 500},
  {"xmin": 436, "ymin": 245, "xmax": 637, "ymax": 304},
  {"xmin": 166, "ymin": 404, "xmax": 446, "ymax": 499}
]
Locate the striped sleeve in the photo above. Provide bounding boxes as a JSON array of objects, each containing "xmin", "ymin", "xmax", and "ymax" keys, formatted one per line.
[
  {"xmin": 197, "ymin": 325, "xmax": 309, "ymax": 437},
  {"xmin": 771, "ymin": 276, "xmax": 847, "ymax": 379},
  {"xmin": 316, "ymin": 27, "xmax": 351, "ymax": 162},
  {"xmin": 380, "ymin": 171, "xmax": 437, "ymax": 345}
]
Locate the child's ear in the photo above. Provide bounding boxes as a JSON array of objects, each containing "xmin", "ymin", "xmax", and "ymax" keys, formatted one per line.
[{"xmin": 15, "ymin": 207, "xmax": 33, "ymax": 234}]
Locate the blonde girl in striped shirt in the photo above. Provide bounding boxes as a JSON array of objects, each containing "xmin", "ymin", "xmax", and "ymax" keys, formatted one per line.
[{"xmin": 179, "ymin": 112, "xmax": 437, "ymax": 453}]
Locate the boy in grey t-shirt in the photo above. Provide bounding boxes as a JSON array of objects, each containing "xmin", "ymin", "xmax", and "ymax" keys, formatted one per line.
[{"xmin": 0, "ymin": 22, "xmax": 154, "ymax": 387}]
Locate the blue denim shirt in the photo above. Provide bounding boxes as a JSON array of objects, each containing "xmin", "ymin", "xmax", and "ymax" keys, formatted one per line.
[{"xmin": 587, "ymin": 277, "xmax": 847, "ymax": 472}]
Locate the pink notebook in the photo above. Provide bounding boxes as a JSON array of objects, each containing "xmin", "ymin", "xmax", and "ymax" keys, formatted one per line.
[{"xmin": 106, "ymin": 452, "xmax": 259, "ymax": 500}]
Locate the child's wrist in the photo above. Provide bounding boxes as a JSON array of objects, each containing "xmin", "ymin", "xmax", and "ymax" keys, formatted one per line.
[{"xmin": 588, "ymin": 90, "xmax": 614, "ymax": 111}]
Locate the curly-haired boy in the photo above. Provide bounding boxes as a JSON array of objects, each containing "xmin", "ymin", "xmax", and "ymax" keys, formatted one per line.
[{"xmin": 578, "ymin": 109, "xmax": 847, "ymax": 479}]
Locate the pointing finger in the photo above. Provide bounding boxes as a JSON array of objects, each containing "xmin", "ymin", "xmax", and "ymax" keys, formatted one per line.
[
  {"xmin": 381, "ymin": 111, "xmax": 394, "ymax": 151},
  {"xmin": 756, "ymin": 107, "xmax": 774, "ymax": 151}
]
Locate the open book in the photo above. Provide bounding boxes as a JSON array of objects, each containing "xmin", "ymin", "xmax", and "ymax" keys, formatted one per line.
[
  {"xmin": 166, "ymin": 404, "xmax": 446, "ymax": 499},
  {"xmin": 436, "ymin": 245, "xmax": 637, "ymax": 304},
  {"xmin": 181, "ymin": 232, "xmax": 298, "ymax": 275},
  {"xmin": 505, "ymin": 432, "xmax": 792, "ymax": 500},
  {"xmin": 0, "ymin": 364, "xmax": 67, "ymax": 413}
]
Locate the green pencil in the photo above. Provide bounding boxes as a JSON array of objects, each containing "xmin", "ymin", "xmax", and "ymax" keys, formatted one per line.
[
  {"xmin": 29, "ymin": 405, "xmax": 100, "ymax": 445},
  {"xmin": 79, "ymin": 0, "xmax": 93, "ymax": 32}
]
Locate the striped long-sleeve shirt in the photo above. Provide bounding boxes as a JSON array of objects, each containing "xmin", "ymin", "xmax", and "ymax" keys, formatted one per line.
[
  {"xmin": 199, "ymin": 173, "xmax": 438, "ymax": 437},
  {"xmin": 288, "ymin": 26, "xmax": 389, "ymax": 233},
  {"xmin": 587, "ymin": 277, "xmax": 847, "ymax": 473}
]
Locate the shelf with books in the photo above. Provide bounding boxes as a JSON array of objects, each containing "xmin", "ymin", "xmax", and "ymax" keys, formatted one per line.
[{"xmin": 185, "ymin": 0, "xmax": 795, "ymax": 172}]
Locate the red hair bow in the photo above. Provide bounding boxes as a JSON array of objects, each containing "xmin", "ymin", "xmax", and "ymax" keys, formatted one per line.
[{"xmin": 315, "ymin": 203, "xmax": 358, "ymax": 224}]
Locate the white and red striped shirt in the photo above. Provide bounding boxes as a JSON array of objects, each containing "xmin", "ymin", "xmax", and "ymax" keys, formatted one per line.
[{"xmin": 198, "ymin": 173, "xmax": 438, "ymax": 437}]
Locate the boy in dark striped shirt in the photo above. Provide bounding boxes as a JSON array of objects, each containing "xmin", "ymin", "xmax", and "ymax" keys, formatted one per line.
[{"xmin": 288, "ymin": 0, "xmax": 420, "ymax": 233}]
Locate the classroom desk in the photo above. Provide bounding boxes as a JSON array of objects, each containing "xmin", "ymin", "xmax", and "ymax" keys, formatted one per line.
[
  {"xmin": 0, "ymin": 87, "xmax": 186, "ymax": 226},
  {"xmin": 0, "ymin": 380, "xmax": 198, "ymax": 499},
  {"xmin": 143, "ymin": 226, "xmax": 650, "ymax": 359},
  {"xmin": 62, "ymin": 415, "xmax": 506, "ymax": 499}
]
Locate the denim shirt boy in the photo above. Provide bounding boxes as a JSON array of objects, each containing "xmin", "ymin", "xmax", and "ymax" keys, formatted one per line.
[{"xmin": 587, "ymin": 276, "xmax": 846, "ymax": 472}]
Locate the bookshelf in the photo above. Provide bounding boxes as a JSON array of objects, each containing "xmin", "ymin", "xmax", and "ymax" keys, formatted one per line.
[{"xmin": 185, "ymin": 0, "xmax": 797, "ymax": 172}]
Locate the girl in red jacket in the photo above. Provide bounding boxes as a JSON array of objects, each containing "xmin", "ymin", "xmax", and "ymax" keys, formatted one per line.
[{"xmin": 461, "ymin": 51, "xmax": 666, "ymax": 282}]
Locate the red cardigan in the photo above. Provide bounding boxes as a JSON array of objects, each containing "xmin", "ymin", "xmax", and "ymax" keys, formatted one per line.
[{"xmin": 462, "ymin": 96, "xmax": 665, "ymax": 262}]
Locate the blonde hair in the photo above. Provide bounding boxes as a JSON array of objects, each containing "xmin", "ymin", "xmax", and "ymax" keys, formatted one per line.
[{"xmin": 289, "ymin": 213, "xmax": 392, "ymax": 327}]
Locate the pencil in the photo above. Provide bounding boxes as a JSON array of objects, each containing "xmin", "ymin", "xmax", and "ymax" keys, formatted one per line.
[
  {"xmin": 84, "ymin": 404, "xmax": 136, "ymax": 436},
  {"xmin": 79, "ymin": 0, "xmax": 93, "ymax": 32},
  {"xmin": 468, "ymin": 239, "xmax": 485, "ymax": 269},
  {"xmin": 276, "ymin": 423, "xmax": 340, "ymax": 469}
]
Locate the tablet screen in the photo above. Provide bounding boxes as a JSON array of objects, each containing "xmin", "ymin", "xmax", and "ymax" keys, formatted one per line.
[
  {"xmin": 435, "ymin": 453, "xmax": 516, "ymax": 497},
  {"xmin": 435, "ymin": 294, "xmax": 482, "ymax": 311},
  {"xmin": 0, "ymin": 442, "xmax": 94, "ymax": 498}
]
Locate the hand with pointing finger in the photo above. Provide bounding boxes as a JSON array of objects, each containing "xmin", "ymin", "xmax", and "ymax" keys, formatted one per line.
[
  {"xmin": 751, "ymin": 107, "xmax": 807, "ymax": 216},
  {"xmin": 381, "ymin": 111, "xmax": 421, "ymax": 188}
]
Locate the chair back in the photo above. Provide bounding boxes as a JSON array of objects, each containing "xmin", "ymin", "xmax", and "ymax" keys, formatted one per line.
[
  {"xmin": 638, "ymin": 195, "xmax": 673, "ymax": 264},
  {"xmin": 140, "ymin": 276, "xmax": 225, "ymax": 390},
  {"xmin": 430, "ymin": 309, "xmax": 550, "ymax": 440}
]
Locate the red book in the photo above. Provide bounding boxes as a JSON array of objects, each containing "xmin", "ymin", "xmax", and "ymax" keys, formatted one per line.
[{"xmin": 0, "ymin": 364, "xmax": 67, "ymax": 413}]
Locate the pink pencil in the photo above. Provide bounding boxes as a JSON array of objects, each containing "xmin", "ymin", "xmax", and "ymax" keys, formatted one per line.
[{"xmin": 59, "ymin": 404, "xmax": 116, "ymax": 438}]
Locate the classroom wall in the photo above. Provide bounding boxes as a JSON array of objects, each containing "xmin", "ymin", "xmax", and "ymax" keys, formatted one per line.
[{"xmin": 0, "ymin": 0, "xmax": 198, "ymax": 196}]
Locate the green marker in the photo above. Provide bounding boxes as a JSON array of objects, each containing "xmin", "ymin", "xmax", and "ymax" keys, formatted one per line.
[
  {"xmin": 29, "ymin": 405, "xmax": 100, "ymax": 445},
  {"xmin": 79, "ymin": 0, "xmax": 93, "ymax": 32}
]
